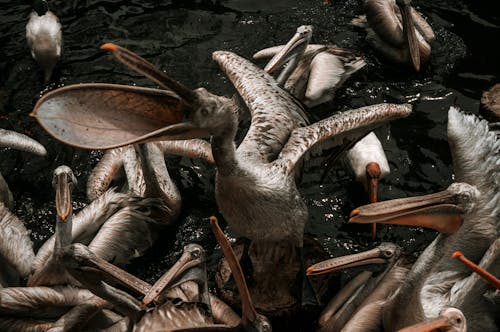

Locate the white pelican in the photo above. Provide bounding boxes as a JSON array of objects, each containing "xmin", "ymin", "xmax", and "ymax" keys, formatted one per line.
[
  {"xmin": 58, "ymin": 216, "xmax": 271, "ymax": 331},
  {"xmin": 26, "ymin": 0, "xmax": 62, "ymax": 83},
  {"xmin": 253, "ymin": 25, "xmax": 366, "ymax": 108},
  {"xmin": 28, "ymin": 166, "xmax": 162, "ymax": 287},
  {"xmin": 348, "ymin": 107, "xmax": 499, "ymax": 331},
  {"xmin": 31, "ymin": 42, "xmax": 412, "ymax": 314},
  {"xmin": 352, "ymin": 0, "xmax": 435, "ymax": 72},
  {"xmin": 306, "ymin": 243, "xmax": 406, "ymax": 332}
]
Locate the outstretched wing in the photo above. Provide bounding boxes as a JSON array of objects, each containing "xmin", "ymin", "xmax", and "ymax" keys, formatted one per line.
[
  {"xmin": 213, "ymin": 51, "xmax": 309, "ymax": 163},
  {"xmin": 274, "ymin": 103, "xmax": 412, "ymax": 174}
]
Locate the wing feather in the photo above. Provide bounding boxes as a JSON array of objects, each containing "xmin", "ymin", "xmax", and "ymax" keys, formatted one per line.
[{"xmin": 275, "ymin": 103, "xmax": 412, "ymax": 174}]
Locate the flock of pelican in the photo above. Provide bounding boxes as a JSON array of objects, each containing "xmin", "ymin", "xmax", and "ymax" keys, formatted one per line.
[{"xmin": 0, "ymin": 0, "xmax": 497, "ymax": 331}]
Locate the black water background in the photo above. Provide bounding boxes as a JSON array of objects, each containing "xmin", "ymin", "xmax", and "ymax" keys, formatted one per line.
[{"xmin": 0, "ymin": 0, "xmax": 499, "ymax": 330}]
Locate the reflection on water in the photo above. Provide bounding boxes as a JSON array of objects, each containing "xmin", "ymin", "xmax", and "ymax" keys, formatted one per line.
[{"xmin": 0, "ymin": 0, "xmax": 498, "ymax": 330}]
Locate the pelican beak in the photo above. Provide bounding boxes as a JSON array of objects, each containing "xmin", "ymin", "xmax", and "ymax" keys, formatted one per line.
[
  {"xmin": 349, "ymin": 188, "xmax": 464, "ymax": 235},
  {"xmin": 452, "ymin": 251, "xmax": 500, "ymax": 290},
  {"xmin": 396, "ymin": 0, "xmax": 420, "ymax": 71},
  {"xmin": 307, "ymin": 245, "xmax": 390, "ymax": 276},
  {"xmin": 366, "ymin": 162, "xmax": 381, "ymax": 239},
  {"xmin": 397, "ymin": 316, "xmax": 454, "ymax": 332},
  {"xmin": 55, "ymin": 171, "xmax": 73, "ymax": 222},
  {"xmin": 264, "ymin": 25, "xmax": 313, "ymax": 73},
  {"xmin": 210, "ymin": 216, "xmax": 259, "ymax": 325},
  {"xmin": 141, "ymin": 245, "xmax": 204, "ymax": 307},
  {"xmin": 101, "ymin": 43, "xmax": 197, "ymax": 104}
]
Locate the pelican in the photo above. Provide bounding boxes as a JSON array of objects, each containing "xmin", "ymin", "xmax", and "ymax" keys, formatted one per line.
[
  {"xmin": 254, "ymin": 26, "xmax": 388, "ymax": 238},
  {"xmin": 352, "ymin": 0, "xmax": 435, "ymax": 72},
  {"xmin": 0, "ymin": 129, "xmax": 47, "ymax": 209},
  {"xmin": 253, "ymin": 25, "xmax": 366, "ymax": 108},
  {"xmin": 57, "ymin": 217, "xmax": 271, "ymax": 331},
  {"xmin": 31, "ymin": 43, "xmax": 412, "ymax": 313},
  {"xmin": 348, "ymin": 107, "xmax": 500, "ymax": 331},
  {"xmin": 345, "ymin": 131, "xmax": 390, "ymax": 238},
  {"xmin": 306, "ymin": 243, "xmax": 407, "ymax": 332},
  {"xmin": 28, "ymin": 166, "xmax": 162, "ymax": 287},
  {"xmin": 26, "ymin": 0, "xmax": 62, "ymax": 83}
]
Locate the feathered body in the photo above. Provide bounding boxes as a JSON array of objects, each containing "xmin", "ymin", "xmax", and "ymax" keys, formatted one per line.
[
  {"xmin": 384, "ymin": 107, "xmax": 499, "ymax": 331},
  {"xmin": 26, "ymin": 1, "xmax": 62, "ymax": 82}
]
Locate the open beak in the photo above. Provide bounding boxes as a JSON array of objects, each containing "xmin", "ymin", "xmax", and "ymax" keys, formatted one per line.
[
  {"xmin": 55, "ymin": 171, "xmax": 73, "ymax": 222},
  {"xmin": 32, "ymin": 43, "xmax": 210, "ymax": 150},
  {"xmin": 264, "ymin": 26, "xmax": 313, "ymax": 73},
  {"xmin": 349, "ymin": 188, "xmax": 464, "ymax": 235},
  {"xmin": 101, "ymin": 43, "xmax": 197, "ymax": 104},
  {"xmin": 31, "ymin": 83, "xmax": 187, "ymax": 149},
  {"xmin": 141, "ymin": 245, "xmax": 205, "ymax": 307},
  {"xmin": 396, "ymin": 0, "xmax": 420, "ymax": 71},
  {"xmin": 397, "ymin": 316, "xmax": 454, "ymax": 332},
  {"xmin": 307, "ymin": 245, "xmax": 391, "ymax": 276}
]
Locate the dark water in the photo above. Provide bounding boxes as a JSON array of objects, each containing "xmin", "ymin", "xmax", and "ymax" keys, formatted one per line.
[{"xmin": 0, "ymin": 0, "xmax": 499, "ymax": 330}]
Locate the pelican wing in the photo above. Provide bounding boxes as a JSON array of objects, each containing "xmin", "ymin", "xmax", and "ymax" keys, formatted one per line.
[
  {"xmin": 213, "ymin": 51, "xmax": 309, "ymax": 163},
  {"xmin": 275, "ymin": 103, "xmax": 412, "ymax": 174}
]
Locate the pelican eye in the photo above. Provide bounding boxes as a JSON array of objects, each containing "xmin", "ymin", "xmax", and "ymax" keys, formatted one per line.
[
  {"xmin": 201, "ymin": 108, "xmax": 209, "ymax": 116},
  {"xmin": 190, "ymin": 249, "xmax": 201, "ymax": 259},
  {"xmin": 383, "ymin": 250, "xmax": 393, "ymax": 258}
]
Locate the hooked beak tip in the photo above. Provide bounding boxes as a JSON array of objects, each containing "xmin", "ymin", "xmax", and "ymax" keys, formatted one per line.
[
  {"xmin": 209, "ymin": 216, "xmax": 218, "ymax": 226},
  {"xmin": 451, "ymin": 251, "xmax": 463, "ymax": 258},
  {"xmin": 349, "ymin": 208, "xmax": 360, "ymax": 219},
  {"xmin": 58, "ymin": 212, "xmax": 68, "ymax": 222},
  {"xmin": 101, "ymin": 43, "xmax": 118, "ymax": 52},
  {"xmin": 306, "ymin": 267, "xmax": 315, "ymax": 275}
]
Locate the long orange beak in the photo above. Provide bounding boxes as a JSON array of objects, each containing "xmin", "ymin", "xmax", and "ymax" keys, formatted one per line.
[
  {"xmin": 397, "ymin": 316, "xmax": 454, "ymax": 332},
  {"xmin": 452, "ymin": 251, "xmax": 500, "ymax": 290},
  {"xmin": 366, "ymin": 162, "xmax": 381, "ymax": 239},
  {"xmin": 55, "ymin": 170, "xmax": 74, "ymax": 222},
  {"xmin": 349, "ymin": 186, "xmax": 465, "ymax": 235}
]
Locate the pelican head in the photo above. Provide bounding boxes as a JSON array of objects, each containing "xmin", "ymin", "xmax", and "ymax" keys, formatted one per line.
[
  {"xmin": 307, "ymin": 242, "xmax": 401, "ymax": 276},
  {"xmin": 398, "ymin": 307, "xmax": 467, "ymax": 332},
  {"xmin": 99, "ymin": 43, "xmax": 236, "ymax": 141},
  {"xmin": 349, "ymin": 182, "xmax": 479, "ymax": 234},
  {"xmin": 52, "ymin": 166, "xmax": 77, "ymax": 222},
  {"xmin": 141, "ymin": 243, "xmax": 206, "ymax": 307},
  {"xmin": 264, "ymin": 25, "xmax": 313, "ymax": 73}
]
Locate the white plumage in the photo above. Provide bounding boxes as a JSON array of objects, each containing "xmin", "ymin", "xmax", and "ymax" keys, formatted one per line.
[
  {"xmin": 26, "ymin": 1, "xmax": 62, "ymax": 83},
  {"xmin": 346, "ymin": 132, "xmax": 390, "ymax": 187}
]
